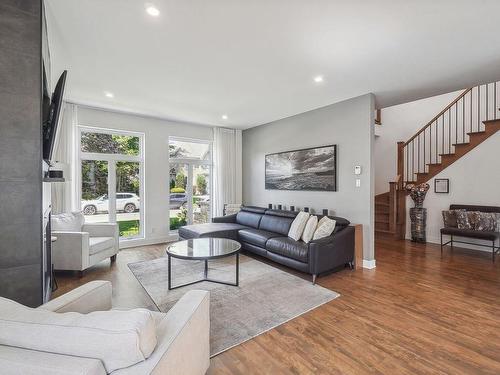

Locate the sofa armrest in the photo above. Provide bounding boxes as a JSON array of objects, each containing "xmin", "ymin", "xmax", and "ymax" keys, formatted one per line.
[
  {"xmin": 82, "ymin": 223, "xmax": 119, "ymax": 239},
  {"xmin": 0, "ymin": 345, "xmax": 106, "ymax": 375},
  {"xmin": 51, "ymin": 231, "xmax": 90, "ymax": 271},
  {"xmin": 134, "ymin": 290, "xmax": 210, "ymax": 375},
  {"xmin": 309, "ymin": 226, "xmax": 355, "ymax": 275},
  {"xmin": 39, "ymin": 281, "xmax": 112, "ymax": 313},
  {"xmin": 212, "ymin": 213, "xmax": 237, "ymax": 223}
]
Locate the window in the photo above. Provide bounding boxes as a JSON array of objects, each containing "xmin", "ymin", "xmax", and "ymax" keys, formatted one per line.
[
  {"xmin": 169, "ymin": 138, "xmax": 212, "ymax": 231},
  {"xmin": 79, "ymin": 127, "xmax": 144, "ymax": 240}
]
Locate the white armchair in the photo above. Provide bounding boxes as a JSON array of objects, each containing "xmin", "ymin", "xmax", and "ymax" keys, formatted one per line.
[
  {"xmin": 51, "ymin": 212, "xmax": 119, "ymax": 276},
  {"xmin": 0, "ymin": 281, "xmax": 210, "ymax": 375}
]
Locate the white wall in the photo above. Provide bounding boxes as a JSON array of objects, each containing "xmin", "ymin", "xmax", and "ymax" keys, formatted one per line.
[
  {"xmin": 77, "ymin": 105, "xmax": 213, "ymax": 247},
  {"xmin": 375, "ymin": 90, "xmax": 461, "ymax": 195},
  {"xmin": 242, "ymin": 94, "xmax": 375, "ymax": 261},
  {"xmin": 374, "ymin": 89, "xmax": 500, "ymax": 251},
  {"xmin": 406, "ymin": 132, "xmax": 500, "ymax": 250}
]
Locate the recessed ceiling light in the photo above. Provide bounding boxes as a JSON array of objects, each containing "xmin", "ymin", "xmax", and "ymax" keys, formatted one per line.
[
  {"xmin": 221, "ymin": 114, "xmax": 228, "ymax": 120},
  {"xmin": 313, "ymin": 75, "xmax": 324, "ymax": 83},
  {"xmin": 145, "ymin": 4, "xmax": 160, "ymax": 17},
  {"xmin": 104, "ymin": 91, "xmax": 114, "ymax": 98}
]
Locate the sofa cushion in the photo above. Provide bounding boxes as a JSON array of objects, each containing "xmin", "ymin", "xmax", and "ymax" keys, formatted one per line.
[
  {"xmin": 178, "ymin": 223, "xmax": 247, "ymax": 240},
  {"xmin": 266, "ymin": 237, "xmax": 309, "ymax": 263},
  {"xmin": 0, "ymin": 297, "xmax": 157, "ymax": 373},
  {"xmin": 259, "ymin": 213, "xmax": 295, "ymax": 236},
  {"xmin": 51, "ymin": 212, "xmax": 85, "ymax": 232},
  {"xmin": 240, "ymin": 206, "xmax": 267, "ymax": 214},
  {"xmin": 441, "ymin": 227, "xmax": 500, "ymax": 241},
  {"xmin": 88, "ymin": 236, "xmax": 115, "ymax": 255},
  {"xmin": 238, "ymin": 228, "xmax": 280, "ymax": 247},
  {"xmin": 236, "ymin": 211, "xmax": 263, "ymax": 229}
]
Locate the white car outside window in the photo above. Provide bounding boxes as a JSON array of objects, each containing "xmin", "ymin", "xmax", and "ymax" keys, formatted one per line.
[{"xmin": 81, "ymin": 193, "xmax": 140, "ymax": 215}]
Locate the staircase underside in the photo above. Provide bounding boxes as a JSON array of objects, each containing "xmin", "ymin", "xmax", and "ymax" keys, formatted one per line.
[{"xmin": 411, "ymin": 119, "xmax": 500, "ymax": 185}]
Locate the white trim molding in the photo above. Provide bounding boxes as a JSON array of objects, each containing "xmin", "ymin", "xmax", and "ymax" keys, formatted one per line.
[{"xmin": 362, "ymin": 259, "xmax": 377, "ymax": 269}]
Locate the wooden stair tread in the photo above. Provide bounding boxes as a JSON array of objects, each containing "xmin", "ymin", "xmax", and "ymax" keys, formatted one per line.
[
  {"xmin": 467, "ymin": 131, "xmax": 486, "ymax": 135},
  {"xmin": 452, "ymin": 142, "xmax": 470, "ymax": 146},
  {"xmin": 375, "ymin": 229, "xmax": 395, "ymax": 234}
]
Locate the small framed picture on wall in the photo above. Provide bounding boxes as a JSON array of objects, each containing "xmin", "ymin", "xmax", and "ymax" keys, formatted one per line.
[{"xmin": 434, "ymin": 178, "xmax": 449, "ymax": 193}]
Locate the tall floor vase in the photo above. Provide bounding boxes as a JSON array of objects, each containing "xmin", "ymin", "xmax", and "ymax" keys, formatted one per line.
[{"xmin": 409, "ymin": 207, "xmax": 427, "ymax": 243}]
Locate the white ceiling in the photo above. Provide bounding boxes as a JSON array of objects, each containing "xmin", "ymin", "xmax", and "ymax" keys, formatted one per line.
[{"xmin": 45, "ymin": 0, "xmax": 500, "ymax": 129}]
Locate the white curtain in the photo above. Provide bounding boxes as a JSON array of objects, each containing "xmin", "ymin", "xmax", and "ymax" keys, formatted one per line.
[
  {"xmin": 213, "ymin": 127, "xmax": 242, "ymax": 217},
  {"xmin": 51, "ymin": 102, "xmax": 79, "ymax": 214}
]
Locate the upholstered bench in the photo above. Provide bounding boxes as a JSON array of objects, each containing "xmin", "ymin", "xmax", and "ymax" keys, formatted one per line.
[{"xmin": 440, "ymin": 204, "xmax": 500, "ymax": 262}]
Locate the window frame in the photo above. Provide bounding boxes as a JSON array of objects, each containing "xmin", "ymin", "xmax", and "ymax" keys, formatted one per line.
[
  {"xmin": 78, "ymin": 126, "xmax": 145, "ymax": 241},
  {"xmin": 169, "ymin": 136, "xmax": 213, "ymax": 230}
]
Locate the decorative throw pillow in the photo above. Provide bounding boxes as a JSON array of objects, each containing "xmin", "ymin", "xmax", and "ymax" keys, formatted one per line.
[
  {"xmin": 313, "ymin": 216, "xmax": 337, "ymax": 240},
  {"xmin": 442, "ymin": 209, "xmax": 465, "ymax": 228},
  {"xmin": 288, "ymin": 211, "xmax": 310, "ymax": 241},
  {"xmin": 474, "ymin": 212, "xmax": 497, "ymax": 231},
  {"xmin": 467, "ymin": 211, "xmax": 482, "ymax": 230},
  {"xmin": 301, "ymin": 215, "xmax": 318, "ymax": 244},
  {"xmin": 494, "ymin": 213, "xmax": 500, "ymax": 232},
  {"xmin": 456, "ymin": 210, "xmax": 472, "ymax": 230}
]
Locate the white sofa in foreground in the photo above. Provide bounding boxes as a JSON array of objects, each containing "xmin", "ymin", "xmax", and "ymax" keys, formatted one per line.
[{"xmin": 0, "ymin": 281, "xmax": 210, "ymax": 375}]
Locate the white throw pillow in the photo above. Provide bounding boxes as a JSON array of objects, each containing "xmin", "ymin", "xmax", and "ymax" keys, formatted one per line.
[
  {"xmin": 288, "ymin": 211, "xmax": 310, "ymax": 241},
  {"xmin": 301, "ymin": 215, "xmax": 318, "ymax": 244},
  {"xmin": 51, "ymin": 212, "xmax": 85, "ymax": 232},
  {"xmin": 0, "ymin": 297, "xmax": 157, "ymax": 373},
  {"xmin": 313, "ymin": 216, "xmax": 337, "ymax": 240}
]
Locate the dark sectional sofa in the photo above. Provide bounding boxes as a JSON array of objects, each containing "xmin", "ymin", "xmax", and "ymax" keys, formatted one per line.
[{"xmin": 178, "ymin": 206, "xmax": 355, "ymax": 283}]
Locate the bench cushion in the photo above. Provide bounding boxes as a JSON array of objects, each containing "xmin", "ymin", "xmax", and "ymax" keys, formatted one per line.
[
  {"xmin": 441, "ymin": 227, "xmax": 500, "ymax": 241},
  {"xmin": 178, "ymin": 223, "xmax": 247, "ymax": 240}
]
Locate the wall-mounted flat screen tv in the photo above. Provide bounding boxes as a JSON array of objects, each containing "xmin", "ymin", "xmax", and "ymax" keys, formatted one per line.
[{"xmin": 42, "ymin": 70, "xmax": 67, "ymax": 162}]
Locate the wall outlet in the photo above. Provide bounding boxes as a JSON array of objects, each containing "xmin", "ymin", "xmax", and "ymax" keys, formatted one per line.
[{"xmin": 355, "ymin": 178, "xmax": 361, "ymax": 187}]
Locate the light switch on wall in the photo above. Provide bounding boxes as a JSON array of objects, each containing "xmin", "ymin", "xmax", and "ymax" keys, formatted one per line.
[{"xmin": 355, "ymin": 178, "xmax": 361, "ymax": 187}]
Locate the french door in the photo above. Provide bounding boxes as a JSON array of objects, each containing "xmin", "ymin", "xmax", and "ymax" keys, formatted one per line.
[
  {"xmin": 169, "ymin": 138, "xmax": 212, "ymax": 231},
  {"xmin": 79, "ymin": 127, "xmax": 144, "ymax": 240}
]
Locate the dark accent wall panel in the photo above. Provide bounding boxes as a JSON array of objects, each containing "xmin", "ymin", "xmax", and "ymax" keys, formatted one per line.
[{"xmin": 0, "ymin": 0, "xmax": 43, "ymax": 307}]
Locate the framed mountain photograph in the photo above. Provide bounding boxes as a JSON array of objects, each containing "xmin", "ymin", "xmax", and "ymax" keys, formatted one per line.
[{"xmin": 265, "ymin": 145, "xmax": 337, "ymax": 191}]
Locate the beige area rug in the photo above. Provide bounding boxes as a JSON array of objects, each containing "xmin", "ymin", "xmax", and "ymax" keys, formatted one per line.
[{"xmin": 128, "ymin": 254, "xmax": 339, "ymax": 356}]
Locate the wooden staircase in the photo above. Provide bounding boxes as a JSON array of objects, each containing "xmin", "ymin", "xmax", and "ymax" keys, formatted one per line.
[{"xmin": 376, "ymin": 82, "xmax": 500, "ymax": 238}]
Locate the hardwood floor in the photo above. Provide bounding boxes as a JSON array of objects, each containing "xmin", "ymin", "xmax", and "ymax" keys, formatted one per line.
[{"xmin": 54, "ymin": 235, "xmax": 500, "ymax": 374}]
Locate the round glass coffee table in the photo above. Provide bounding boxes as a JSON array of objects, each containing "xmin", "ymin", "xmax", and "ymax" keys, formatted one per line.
[{"xmin": 166, "ymin": 238, "xmax": 241, "ymax": 290}]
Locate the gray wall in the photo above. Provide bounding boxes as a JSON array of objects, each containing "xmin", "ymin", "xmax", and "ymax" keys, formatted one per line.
[
  {"xmin": 0, "ymin": 0, "xmax": 43, "ymax": 306},
  {"xmin": 242, "ymin": 94, "xmax": 375, "ymax": 260}
]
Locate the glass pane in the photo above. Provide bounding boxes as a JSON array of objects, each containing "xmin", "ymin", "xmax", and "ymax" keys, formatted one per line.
[
  {"xmin": 169, "ymin": 163, "xmax": 188, "ymax": 230},
  {"xmin": 116, "ymin": 161, "xmax": 141, "ymax": 238},
  {"xmin": 81, "ymin": 131, "xmax": 140, "ymax": 156},
  {"xmin": 81, "ymin": 160, "xmax": 109, "ymax": 223},
  {"xmin": 193, "ymin": 165, "xmax": 210, "ymax": 224},
  {"xmin": 169, "ymin": 139, "xmax": 210, "ymax": 160}
]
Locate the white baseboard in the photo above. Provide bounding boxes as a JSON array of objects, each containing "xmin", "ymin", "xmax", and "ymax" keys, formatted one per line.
[
  {"xmin": 119, "ymin": 235, "xmax": 177, "ymax": 249},
  {"xmin": 362, "ymin": 259, "xmax": 376, "ymax": 269}
]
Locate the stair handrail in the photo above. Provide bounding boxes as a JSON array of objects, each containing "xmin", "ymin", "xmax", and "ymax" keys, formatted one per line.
[{"xmin": 403, "ymin": 88, "xmax": 471, "ymax": 146}]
